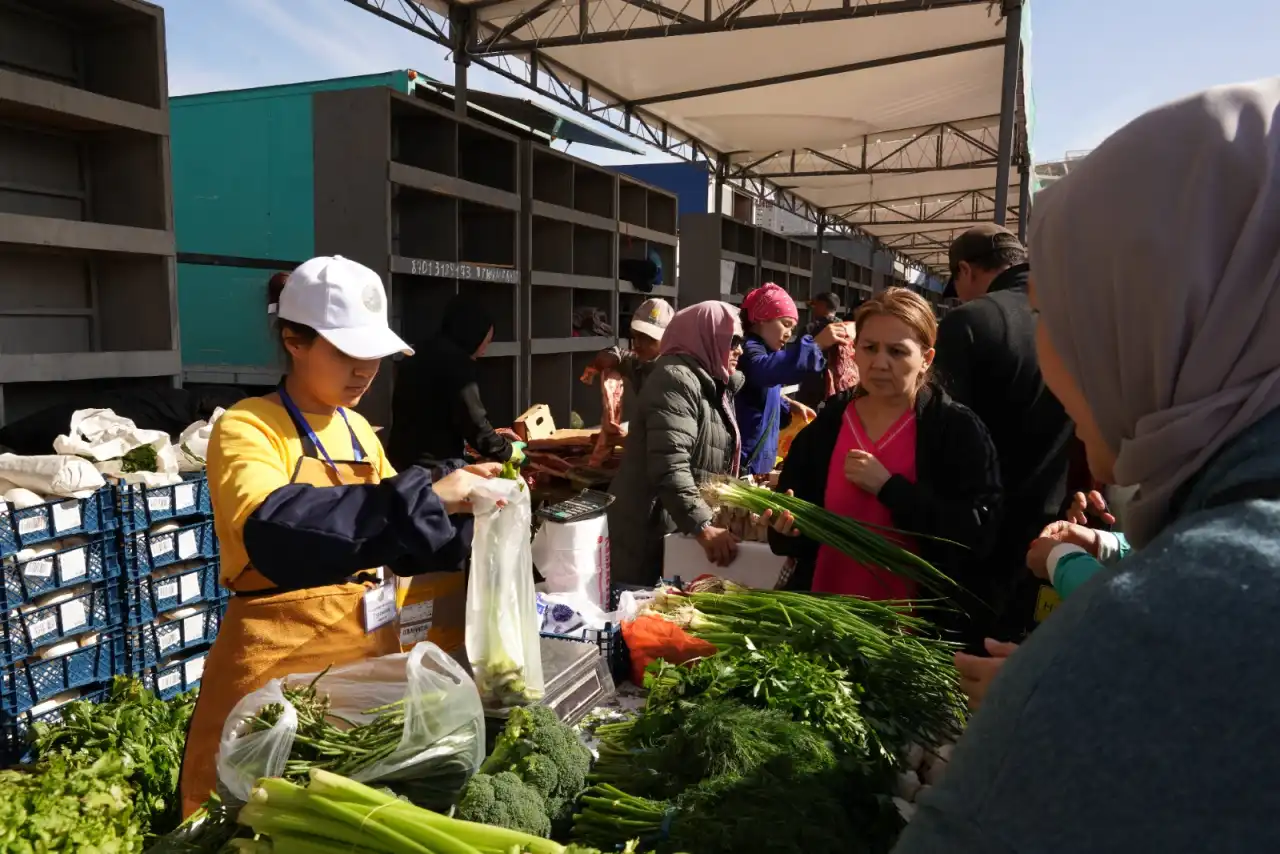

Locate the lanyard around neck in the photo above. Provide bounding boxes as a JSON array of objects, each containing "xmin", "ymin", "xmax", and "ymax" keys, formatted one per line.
[{"xmin": 277, "ymin": 384, "xmax": 365, "ymax": 469}]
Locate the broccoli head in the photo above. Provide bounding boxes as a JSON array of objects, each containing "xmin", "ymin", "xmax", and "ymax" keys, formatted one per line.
[
  {"xmin": 455, "ymin": 771, "xmax": 551, "ymax": 838},
  {"xmin": 480, "ymin": 705, "xmax": 593, "ymax": 823}
]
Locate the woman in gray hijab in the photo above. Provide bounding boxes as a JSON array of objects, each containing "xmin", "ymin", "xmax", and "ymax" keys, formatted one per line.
[{"xmin": 894, "ymin": 78, "xmax": 1280, "ymax": 854}]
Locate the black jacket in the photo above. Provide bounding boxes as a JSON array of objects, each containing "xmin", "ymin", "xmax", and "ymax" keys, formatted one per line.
[
  {"xmin": 387, "ymin": 300, "xmax": 513, "ymax": 471},
  {"xmin": 770, "ymin": 385, "xmax": 1002, "ymax": 640}
]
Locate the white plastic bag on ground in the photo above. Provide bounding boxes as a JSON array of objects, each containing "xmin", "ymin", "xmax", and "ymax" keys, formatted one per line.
[
  {"xmin": 465, "ymin": 478, "xmax": 545, "ymax": 709},
  {"xmin": 531, "ymin": 514, "xmax": 610, "ymax": 609},
  {"xmin": 216, "ymin": 642, "xmax": 485, "ymax": 804}
]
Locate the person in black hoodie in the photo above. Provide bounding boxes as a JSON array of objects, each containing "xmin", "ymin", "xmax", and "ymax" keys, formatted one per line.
[
  {"xmin": 387, "ymin": 295, "xmax": 516, "ymax": 471},
  {"xmin": 933, "ymin": 225, "xmax": 1074, "ymax": 642},
  {"xmin": 769, "ymin": 288, "xmax": 1001, "ymax": 648}
]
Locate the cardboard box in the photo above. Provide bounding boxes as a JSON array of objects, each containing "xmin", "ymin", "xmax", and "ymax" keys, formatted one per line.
[{"xmin": 396, "ymin": 571, "xmax": 467, "ymax": 654}]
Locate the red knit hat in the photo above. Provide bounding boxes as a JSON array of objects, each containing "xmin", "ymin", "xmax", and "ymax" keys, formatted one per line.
[{"xmin": 742, "ymin": 282, "xmax": 798, "ymax": 324}]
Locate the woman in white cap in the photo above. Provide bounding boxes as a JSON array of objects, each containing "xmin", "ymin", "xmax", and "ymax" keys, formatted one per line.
[{"xmin": 179, "ymin": 256, "xmax": 495, "ymax": 815}]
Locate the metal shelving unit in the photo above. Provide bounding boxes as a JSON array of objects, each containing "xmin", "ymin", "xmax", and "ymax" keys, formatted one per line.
[
  {"xmin": 815, "ymin": 252, "xmax": 875, "ymax": 314},
  {"xmin": 0, "ymin": 0, "xmax": 178, "ymax": 424},
  {"xmin": 680, "ymin": 213, "xmax": 817, "ymax": 321}
]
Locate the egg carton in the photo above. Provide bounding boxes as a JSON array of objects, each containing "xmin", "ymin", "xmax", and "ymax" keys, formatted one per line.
[{"xmin": 0, "ymin": 535, "xmax": 120, "ymax": 612}]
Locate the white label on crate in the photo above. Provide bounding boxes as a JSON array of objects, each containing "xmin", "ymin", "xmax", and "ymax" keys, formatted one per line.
[
  {"xmin": 156, "ymin": 580, "xmax": 179, "ymax": 601},
  {"xmin": 175, "ymin": 483, "xmax": 196, "ymax": 512},
  {"xmin": 150, "ymin": 535, "xmax": 174, "ymax": 558},
  {"xmin": 59, "ymin": 600, "xmax": 87, "ymax": 632},
  {"xmin": 177, "ymin": 530, "xmax": 198, "ymax": 560},
  {"xmin": 147, "ymin": 495, "xmax": 172, "ymax": 514},
  {"xmin": 28, "ymin": 614, "xmax": 57, "ymax": 642},
  {"xmin": 23, "ymin": 558, "xmax": 53, "ymax": 580},
  {"xmin": 18, "ymin": 514, "xmax": 48, "ymax": 536},
  {"xmin": 179, "ymin": 573, "xmax": 200, "ymax": 603},
  {"xmin": 399, "ymin": 620, "xmax": 433, "ymax": 645},
  {"xmin": 182, "ymin": 614, "xmax": 205, "ymax": 643},
  {"xmin": 52, "ymin": 501, "xmax": 81, "ymax": 533},
  {"xmin": 157, "ymin": 670, "xmax": 182, "ymax": 693},
  {"xmin": 184, "ymin": 655, "xmax": 206, "ymax": 684},
  {"xmin": 401, "ymin": 601, "xmax": 435, "ymax": 624},
  {"xmin": 157, "ymin": 624, "xmax": 181, "ymax": 652},
  {"xmin": 59, "ymin": 547, "xmax": 87, "ymax": 582}
]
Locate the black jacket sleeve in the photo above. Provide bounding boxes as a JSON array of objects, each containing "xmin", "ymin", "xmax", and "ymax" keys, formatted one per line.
[
  {"xmin": 452, "ymin": 380, "xmax": 513, "ymax": 462},
  {"xmin": 243, "ymin": 465, "xmax": 460, "ymax": 590},
  {"xmin": 932, "ymin": 311, "xmax": 980, "ymax": 407},
  {"xmin": 877, "ymin": 405, "xmax": 1002, "ymax": 564}
]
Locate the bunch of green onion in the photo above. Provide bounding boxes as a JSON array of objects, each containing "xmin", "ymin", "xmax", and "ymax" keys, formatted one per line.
[{"xmin": 707, "ymin": 480, "xmax": 958, "ymax": 596}]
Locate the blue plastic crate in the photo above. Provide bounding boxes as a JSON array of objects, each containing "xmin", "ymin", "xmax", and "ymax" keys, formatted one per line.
[
  {"xmin": 140, "ymin": 646, "xmax": 208, "ymax": 700},
  {"xmin": 0, "ymin": 580, "xmax": 123, "ymax": 667},
  {"xmin": 0, "ymin": 685, "xmax": 109, "ymax": 765},
  {"xmin": 0, "ymin": 488, "xmax": 117, "ymax": 558},
  {"xmin": 120, "ymin": 519, "xmax": 218, "ymax": 580},
  {"xmin": 126, "ymin": 604, "xmax": 223, "ymax": 671},
  {"xmin": 123, "ymin": 559, "xmax": 224, "ymax": 627},
  {"xmin": 0, "ymin": 537, "xmax": 120, "ymax": 612},
  {"xmin": 0, "ymin": 631, "xmax": 123, "ymax": 715},
  {"xmin": 115, "ymin": 473, "xmax": 212, "ymax": 534}
]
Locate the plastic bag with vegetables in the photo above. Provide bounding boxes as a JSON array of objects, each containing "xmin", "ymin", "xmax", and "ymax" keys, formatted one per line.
[
  {"xmin": 465, "ymin": 477, "xmax": 545, "ymax": 709},
  {"xmin": 215, "ymin": 642, "xmax": 485, "ymax": 809}
]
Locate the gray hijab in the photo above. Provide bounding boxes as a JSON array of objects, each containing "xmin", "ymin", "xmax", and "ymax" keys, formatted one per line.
[{"xmin": 1030, "ymin": 78, "xmax": 1280, "ymax": 548}]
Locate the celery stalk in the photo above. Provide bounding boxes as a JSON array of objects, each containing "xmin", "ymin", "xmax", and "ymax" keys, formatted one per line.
[{"xmin": 237, "ymin": 803, "xmax": 386, "ymax": 851}]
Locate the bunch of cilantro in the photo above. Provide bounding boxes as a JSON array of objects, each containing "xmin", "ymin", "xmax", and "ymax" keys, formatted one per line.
[{"xmin": 0, "ymin": 676, "xmax": 201, "ymax": 851}]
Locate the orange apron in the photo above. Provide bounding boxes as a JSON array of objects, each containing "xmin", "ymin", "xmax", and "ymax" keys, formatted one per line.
[{"xmin": 179, "ymin": 399, "xmax": 400, "ymax": 817}]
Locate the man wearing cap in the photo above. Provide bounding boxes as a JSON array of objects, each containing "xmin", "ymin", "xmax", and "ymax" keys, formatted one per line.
[
  {"xmin": 586, "ymin": 298, "xmax": 674, "ymax": 401},
  {"xmin": 933, "ymin": 225, "xmax": 1074, "ymax": 644}
]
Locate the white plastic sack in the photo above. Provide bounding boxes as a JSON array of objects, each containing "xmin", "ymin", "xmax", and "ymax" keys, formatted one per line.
[
  {"xmin": 54, "ymin": 409, "xmax": 178, "ymax": 470},
  {"xmin": 177, "ymin": 408, "xmax": 224, "ymax": 471},
  {"xmin": 216, "ymin": 642, "xmax": 485, "ymax": 804},
  {"xmin": 531, "ymin": 514, "xmax": 610, "ymax": 610},
  {"xmin": 465, "ymin": 478, "xmax": 545, "ymax": 709},
  {"xmin": 0, "ymin": 454, "xmax": 105, "ymax": 499}
]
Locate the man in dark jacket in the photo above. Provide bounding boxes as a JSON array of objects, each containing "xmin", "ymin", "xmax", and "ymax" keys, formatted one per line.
[{"xmin": 933, "ymin": 224, "xmax": 1074, "ymax": 642}]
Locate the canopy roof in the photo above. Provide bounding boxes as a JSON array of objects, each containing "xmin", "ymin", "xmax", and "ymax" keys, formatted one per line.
[{"xmin": 347, "ymin": 0, "xmax": 1029, "ymax": 275}]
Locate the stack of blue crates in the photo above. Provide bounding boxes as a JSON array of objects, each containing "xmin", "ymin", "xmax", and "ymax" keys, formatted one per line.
[
  {"xmin": 0, "ymin": 471, "xmax": 228, "ymax": 762},
  {"xmin": 116, "ymin": 473, "xmax": 226, "ymax": 701},
  {"xmin": 0, "ymin": 488, "xmax": 124, "ymax": 760}
]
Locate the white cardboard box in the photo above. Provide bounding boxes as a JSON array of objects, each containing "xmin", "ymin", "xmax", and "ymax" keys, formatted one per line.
[{"xmin": 662, "ymin": 534, "xmax": 785, "ymax": 589}]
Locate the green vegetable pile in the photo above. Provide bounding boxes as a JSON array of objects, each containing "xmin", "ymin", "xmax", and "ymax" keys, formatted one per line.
[
  {"xmin": 457, "ymin": 705, "xmax": 592, "ymax": 837},
  {"xmin": 244, "ymin": 671, "xmax": 477, "ymax": 810},
  {"xmin": 120, "ymin": 444, "xmax": 161, "ymax": 474},
  {"xmin": 0, "ymin": 677, "xmax": 197, "ymax": 852}
]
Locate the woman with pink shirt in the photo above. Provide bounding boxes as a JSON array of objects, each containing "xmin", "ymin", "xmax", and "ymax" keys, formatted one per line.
[{"xmin": 768, "ymin": 288, "xmax": 1001, "ymax": 646}]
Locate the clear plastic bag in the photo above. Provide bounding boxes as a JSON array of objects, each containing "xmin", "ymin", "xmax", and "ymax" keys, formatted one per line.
[
  {"xmin": 465, "ymin": 477, "xmax": 545, "ymax": 709},
  {"xmin": 215, "ymin": 642, "xmax": 485, "ymax": 804}
]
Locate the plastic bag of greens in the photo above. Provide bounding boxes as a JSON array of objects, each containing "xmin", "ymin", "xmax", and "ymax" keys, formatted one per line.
[
  {"xmin": 465, "ymin": 477, "xmax": 545, "ymax": 709},
  {"xmin": 216, "ymin": 642, "xmax": 485, "ymax": 807}
]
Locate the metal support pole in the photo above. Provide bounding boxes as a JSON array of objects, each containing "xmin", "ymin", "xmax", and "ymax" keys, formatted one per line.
[
  {"xmin": 1017, "ymin": 158, "xmax": 1031, "ymax": 240},
  {"xmin": 816, "ymin": 218, "xmax": 826, "ymax": 252},
  {"xmin": 992, "ymin": 1, "xmax": 1022, "ymax": 226},
  {"xmin": 714, "ymin": 155, "xmax": 726, "ymax": 214},
  {"xmin": 451, "ymin": 6, "xmax": 474, "ymax": 116}
]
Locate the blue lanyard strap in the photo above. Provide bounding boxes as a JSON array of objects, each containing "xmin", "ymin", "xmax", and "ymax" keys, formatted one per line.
[{"xmin": 277, "ymin": 384, "xmax": 365, "ymax": 468}]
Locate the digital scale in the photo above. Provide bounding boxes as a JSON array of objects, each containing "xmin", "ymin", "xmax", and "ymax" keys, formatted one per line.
[
  {"xmin": 483, "ymin": 637, "xmax": 616, "ymax": 736},
  {"xmin": 536, "ymin": 490, "xmax": 614, "ymax": 525}
]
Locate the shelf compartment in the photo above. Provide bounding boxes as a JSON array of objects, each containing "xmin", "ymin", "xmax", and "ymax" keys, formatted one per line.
[
  {"xmin": 390, "ymin": 100, "xmax": 456, "ymax": 177},
  {"xmin": 532, "ymin": 216, "xmax": 573, "ymax": 275},
  {"xmin": 573, "ymin": 164, "xmax": 615, "ymax": 220},
  {"xmin": 458, "ymin": 200, "xmax": 516, "ymax": 268},
  {"xmin": 571, "ymin": 350, "xmax": 606, "ymax": 428},
  {"xmin": 531, "ymin": 148, "xmax": 573, "ymax": 208},
  {"xmin": 392, "ymin": 186, "xmax": 457, "ymax": 262},
  {"xmin": 530, "ymin": 353, "xmax": 572, "ymax": 426},
  {"xmin": 572, "ymin": 224, "xmax": 614, "ymax": 280},
  {"xmin": 647, "ymin": 190, "xmax": 677, "ymax": 237},
  {"xmin": 458, "ymin": 124, "xmax": 517, "ymax": 193},
  {"xmin": 390, "ymin": 273, "xmax": 456, "ymax": 346},
  {"xmin": 469, "ymin": 280, "xmax": 518, "ymax": 343},
  {"xmin": 618, "ymin": 179, "xmax": 646, "ymax": 228},
  {"xmin": 531, "ymin": 285, "xmax": 573, "ymax": 339},
  {"xmin": 474, "ymin": 355, "xmax": 517, "ymax": 428},
  {"xmin": 572, "ymin": 288, "xmax": 614, "ymax": 340}
]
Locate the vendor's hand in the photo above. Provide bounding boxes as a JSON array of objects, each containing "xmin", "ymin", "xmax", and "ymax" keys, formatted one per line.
[
  {"xmin": 1025, "ymin": 537, "xmax": 1058, "ymax": 580},
  {"xmin": 814, "ymin": 322, "xmax": 851, "ymax": 351},
  {"xmin": 1040, "ymin": 520, "xmax": 1101, "ymax": 555},
  {"xmin": 760, "ymin": 491, "xmax": 800, "ymax": 537},
  {"xmin": 432, "ymin": 467, "xmax": 489, "ymax": 514},
  {"xmin": 1066, "ymin": 490, "xmax": 1116, "ymax": 526},
  {"xmin": 784, "ymin": 397, "xmax": 816, "ymax": 424},
  {"xmin": 696, "ymin": 525, "xmax": 740, "ymax": 567},
  {"xmin": 508, "ymin": 441, "xmax": 527, "ymax": 465},
  {"xmin": 844, "ymin": 450, "xmax": 891, "ymax": 494},
  {"xmin": 954, "ymin": 639, "xmax": 1019, "ymax": 712},
  {"xmin": 463, "ymin": 462, "xmax": 503, "ymax": 478}
]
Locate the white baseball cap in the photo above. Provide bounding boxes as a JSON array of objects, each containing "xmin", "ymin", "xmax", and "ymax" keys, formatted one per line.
[
  {"xmin": 630, "ymin": 298, "xmax": 674, "ymax": 341},
  {"xmin": 277, "ymin": 256, "xmax": 413, "ymax": 360}
]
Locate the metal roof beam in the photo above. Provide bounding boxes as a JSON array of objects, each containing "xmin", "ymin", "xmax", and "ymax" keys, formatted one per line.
[
  {"xmin": 341, "ymin": 0, "xmax": 450, "ymax": 48},
  {"xmin": 469, "ymin": 0, "xmax": 990, "ymax": 55},
  {"xmin": 628, "ymin": 38, "xmax": 1003, "ymax": 107},
  {"xmin": 618, "ymin": 0, "xmax": 701, "ymax": 25}
]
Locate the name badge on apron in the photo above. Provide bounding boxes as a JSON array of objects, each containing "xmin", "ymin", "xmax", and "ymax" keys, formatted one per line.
[{"xmin": 363, "ymin": 582, "xmax": 399, "ymax": 634}]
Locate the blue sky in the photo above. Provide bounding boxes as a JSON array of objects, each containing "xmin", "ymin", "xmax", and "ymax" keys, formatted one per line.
[{"xmin": 158, "ymin": 0, "xmax": 1278, "ymax": 166}]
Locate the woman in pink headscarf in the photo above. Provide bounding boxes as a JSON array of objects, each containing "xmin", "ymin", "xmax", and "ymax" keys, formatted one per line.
[
  {"xmin": 737, "ymin": 283, "xmax": 851, "ymax": 475},
  {"xmin": 607, "ymin": 302, "xmax": 746, "ymax": 584}
]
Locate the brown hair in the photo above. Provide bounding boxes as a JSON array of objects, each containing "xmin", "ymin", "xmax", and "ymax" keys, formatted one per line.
[
  {"xmin": 853, "ymin": 287, "xmax": 938, "ymax": 350},
  {"xmin": 267, "ymin": 271, "xmax": 317, "ymax": 366}
]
